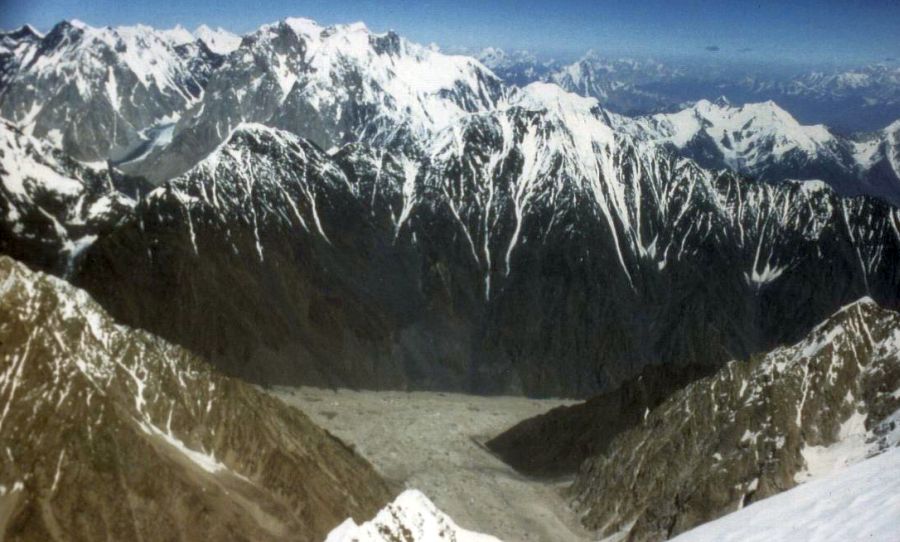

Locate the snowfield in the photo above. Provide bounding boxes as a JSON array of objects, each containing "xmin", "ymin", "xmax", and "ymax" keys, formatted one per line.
[{"xmin": 670, "ymin": 447, "xmax": 900, "ymax": 542}]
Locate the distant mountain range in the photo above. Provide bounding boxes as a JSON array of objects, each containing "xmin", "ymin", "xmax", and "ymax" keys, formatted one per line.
[{"xmin": 477, "ymin": 48, "xmax": 900, "ymax": 133}]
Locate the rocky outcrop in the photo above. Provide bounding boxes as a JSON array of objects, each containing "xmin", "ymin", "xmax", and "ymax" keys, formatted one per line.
[
  {"xmin": 486, "ymin": 364, "xmax": 716, "ymax": 478},
  {"xmin": 569, "ymin": 298, "xmax": 900, "ymax": 541},
  {"xmin": 0, "ymin": 121, "xmax": 148, "ymax": 276},
  {"xmin": 0, "ymin": 256, "xmax": 392, "ymax": 541}
]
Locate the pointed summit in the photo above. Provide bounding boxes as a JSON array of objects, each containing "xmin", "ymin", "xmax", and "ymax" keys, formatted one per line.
[{"xmin": 713, "ymin": 95, "xmax": 732, "ymax": 107}]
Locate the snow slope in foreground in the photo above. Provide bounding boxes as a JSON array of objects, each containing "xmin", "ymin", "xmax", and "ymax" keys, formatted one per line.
[
  {"xmin": 670, "ymin": 447, "xmax": 900, "ymax": 542},
  {"xmin": 325, "ymin": 489, "xmax": 502, "ymax": 542}
]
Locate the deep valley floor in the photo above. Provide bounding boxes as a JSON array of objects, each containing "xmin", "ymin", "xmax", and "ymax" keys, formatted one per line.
[{"xmin": 272, "ymin": 387, "xmax": 590, "ymax": 542}]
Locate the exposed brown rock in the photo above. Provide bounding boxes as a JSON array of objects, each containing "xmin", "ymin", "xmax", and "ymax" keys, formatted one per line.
[
  {"xmin": 0, "ymin": 256, "xmax": 393, "ymax": 541},
  {"xmin": 568, "ymin": 298, "xmax": 900, "ymax": 541}
]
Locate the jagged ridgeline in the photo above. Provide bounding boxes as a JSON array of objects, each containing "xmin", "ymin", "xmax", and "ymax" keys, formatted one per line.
[
  {"xmin": 0, "ymin": 21, "xmax": 223, "ymax": 162},
  {"xmin": 0, "ymin": 256, "xmax": 392, "ymax": 540},
  {"xmin": 74, "ymin": 115, "xmax": 900, "ymax": 397},
  {"xmin": 2, "ymin": 18, "xmax": 900, "ymax": 397}
]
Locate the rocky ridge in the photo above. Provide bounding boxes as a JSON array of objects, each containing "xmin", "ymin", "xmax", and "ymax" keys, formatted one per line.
[
  {"xmin": 0, "ymin": 255, "xmax": 392, "ymax": 541},
  {"xmin": 570, "ymin": 298, "xmax": 900, "ymax": 541}
]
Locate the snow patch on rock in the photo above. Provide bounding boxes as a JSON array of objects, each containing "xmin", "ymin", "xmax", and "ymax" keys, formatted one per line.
[{"xmin": 325, "ymin": 489, "xmax": 502, "ymax": 542}]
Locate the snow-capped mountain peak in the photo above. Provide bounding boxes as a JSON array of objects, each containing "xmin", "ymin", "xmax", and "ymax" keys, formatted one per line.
[
  {"xmin": 667, "ymin": 98, "xmax": 835, "ymax": 154},
  {"xmin": 326, "ymin": 490, "xmax": 502, "ymax": 541},
  {"xmin": 0, "ymin": 18, "xmax": 223, "ymax": 161},
  {"xmin": 159, "ymin": 23, "xmax": 241, "ymax": 55},
  {"xmin": 192, "ymin": 24, "xmax": 241, "ymax": 54},
  {"xmin": 130, "ymin": 16, "xmax": 507, "ymax": 181},
  {"xmin": 1, "ymin": 24, "xmax": 44, "ymax": 40},
  {"xmin": 159, "ymin": 24, "xmax": 194, "ymax": 46}
]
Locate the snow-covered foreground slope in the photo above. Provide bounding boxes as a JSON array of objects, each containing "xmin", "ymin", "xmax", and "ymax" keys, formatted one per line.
[
  {"xmin": 670, "ymin": 447, "xmax": 900, "ymax": 542},
  {"xmin": 326, "ymin": 490, "xmax": 502, "ymax": 542}
]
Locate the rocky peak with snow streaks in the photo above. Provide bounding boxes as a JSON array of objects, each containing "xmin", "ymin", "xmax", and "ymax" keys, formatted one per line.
[
  {"xmin": 0, "ymin": 255, "xmax": 392, "ymax": 540},
  {"xmin": 571, "ymin": 297, "xmax": 900, "ymax": 541},
  {"xmin": 69, "ymin": 98, "xmax": 900, "ymax": 396},
  {"xmin": 0, "ymin": 120, "xmax": 144, "ymax": 275},
  {"xmin": 0, "ymin": 19, "xmax": 220, "ymax": 162},
  {"xmin": 131, "ymin": 17, "xmax": 508, "ymax": 182}
]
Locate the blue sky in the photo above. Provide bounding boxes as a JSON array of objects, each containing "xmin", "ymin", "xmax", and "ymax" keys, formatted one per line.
[{"xmin": 2, "ymin": 0, "xmax": 899, "ymax": 64}]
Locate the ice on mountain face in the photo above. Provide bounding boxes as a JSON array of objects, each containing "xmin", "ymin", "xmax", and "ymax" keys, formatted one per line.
[
  {"xmin": 0, "ymin": 18, "xmax": 215, "ymax": 162},
  {"xmin": 64, "ymin": 22, "xmax": 195, "ymax": 96},
  {"xmin": 133, "ymin": 17, "xmax": 507, "ymax": 181},
  {"xmin": 794, "ymin": 408, "xmax": 871, "ymax": 482},
  {"xmin": 160, "ymin": 25, "xmax": 195, "ymax": 46},
  {"xmin": 669, "ymin": 447, "xmax": 900, "ymax": 542},
  {"xmin": 162, "ymin": 23, "xmax": 241, "ymax": 54},
  {"xmin": 277, "ymin": 17, "xmax": 504, "ymax": 136},
  {"xmin": 193, "ymin": 24, "xmax": 241, "ymax": 55},
  {"xmin": 325, "ymin": 490, "xmax": 502, "ymax": 542},
  {"xmin": 0, "ymin": 121, "xmax": 137, "ymax": 275}
]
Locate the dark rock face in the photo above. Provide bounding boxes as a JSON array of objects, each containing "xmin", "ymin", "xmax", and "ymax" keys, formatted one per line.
[
  {"xmin": 3, "ymin": 19, "xmax": 900, "ymax": 399},
  {"xmin": 71, "ymin": 113, "xmax": 900, "ymax": 397},
  {"xmin": 76, "ymin": 128, "xmax": 424, "ymax": 388},
  {"xmin": 0, "ymin": 121, "xmax": 149, "ymax": 277},
  {"xmin": 0, "ymin": 256, "xmax": 393, "ymax": 541},
  {"xmin": 569, "ymin": 298, "xmax": 900, "ymax": 541},
  {"xmin": 486, "ymin": 364, "xmax": 717, "ymax": 478}
]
